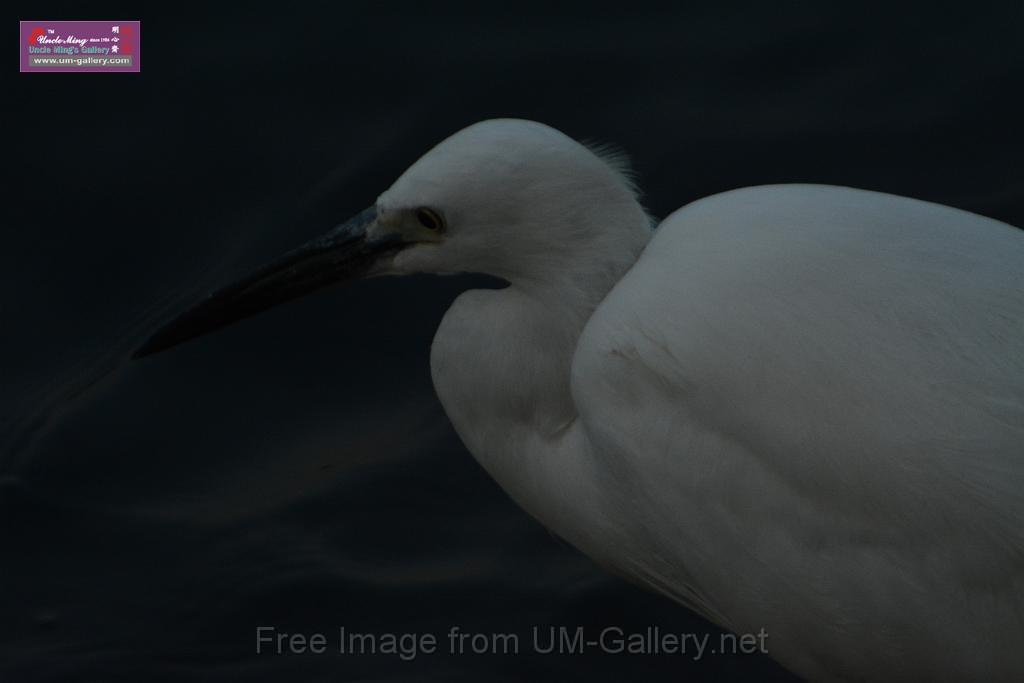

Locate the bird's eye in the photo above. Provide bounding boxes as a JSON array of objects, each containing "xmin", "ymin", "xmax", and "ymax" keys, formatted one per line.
[{"xmin": 415, "ymin": 208, "xmax": 444, "ymax": 232}]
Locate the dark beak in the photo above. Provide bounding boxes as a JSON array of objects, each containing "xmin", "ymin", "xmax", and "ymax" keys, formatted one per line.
[{"xmin": 133, "ymin": 206, "xmax": 398, "ymax": 359}]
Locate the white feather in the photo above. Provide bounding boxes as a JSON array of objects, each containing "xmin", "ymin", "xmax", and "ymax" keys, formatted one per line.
[{"xmin": 376, "ymin": 119, "xmax": 1024, "ymax": 680}]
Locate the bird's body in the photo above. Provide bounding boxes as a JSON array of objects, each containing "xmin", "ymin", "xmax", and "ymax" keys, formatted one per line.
[
  {"xmin": 434, "ymin": 180, "xmax": 1024, "ymax": 680},
  {"xmin": 140, "ymin": 120, "xmax": 1024, "ymax": 680}
]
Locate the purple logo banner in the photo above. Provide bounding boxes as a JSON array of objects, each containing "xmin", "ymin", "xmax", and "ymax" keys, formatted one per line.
[{"xmin": 20, "ymin": 20, "xmax": 140, "ymax": 72}]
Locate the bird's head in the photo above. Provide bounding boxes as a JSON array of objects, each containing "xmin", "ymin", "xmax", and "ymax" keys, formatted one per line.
[{"xmin": 133, "ymin": 119, "xmax": 649, "ymax": 358}]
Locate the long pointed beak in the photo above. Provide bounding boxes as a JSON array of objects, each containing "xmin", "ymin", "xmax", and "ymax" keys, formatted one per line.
[{"xmin": 133, "ymin": 206, "xmax": 398, "ymax": 359}]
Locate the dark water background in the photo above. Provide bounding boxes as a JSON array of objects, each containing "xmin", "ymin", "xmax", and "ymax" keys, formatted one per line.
[{"xmin": 5, "ymin": 3, "xmax": 1023, "ymax": 681}]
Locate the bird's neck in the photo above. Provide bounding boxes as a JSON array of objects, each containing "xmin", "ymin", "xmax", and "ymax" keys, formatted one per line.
[{"xmin": 430, "ymin": 225, "xmax": 650, "ymax": 548}]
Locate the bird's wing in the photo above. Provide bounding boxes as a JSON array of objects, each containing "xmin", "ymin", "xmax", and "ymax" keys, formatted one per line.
[{"xmin": 570, "ymin": 184, "xmax": 1024, "ymax": 673}]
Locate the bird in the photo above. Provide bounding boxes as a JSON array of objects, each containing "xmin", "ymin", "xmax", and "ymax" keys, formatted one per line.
[{"xmin": 134, "ymin": 119, "xmax": 1024, "ymax": 680}]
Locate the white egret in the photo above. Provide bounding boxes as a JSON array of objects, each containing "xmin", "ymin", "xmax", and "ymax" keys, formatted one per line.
[{"xmin": 135, "ymin": 119, "xmax": 1024, "ymax": 680}]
